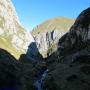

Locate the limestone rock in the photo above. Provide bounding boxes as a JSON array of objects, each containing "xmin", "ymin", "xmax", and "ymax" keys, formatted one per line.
[
  {"xmin": 34, "ymin": 29, "xmax": 67, "ymax": 58},
  {"xmin": 0, "ymin": 0, "xmax": 34, "ymax": 58},
  {"xmin": 32, "ymin": 17, "xmax": 74, "ymax": 58}
]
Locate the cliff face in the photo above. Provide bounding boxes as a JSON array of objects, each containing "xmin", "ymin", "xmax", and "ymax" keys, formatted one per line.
[
  {"xmin": 58, "ymin": 7, "xmax": 90, "ymax": 63},
  {"xmin": 0, "ymin": 0, "xmax": 34, "ymax": 58},
  {"xmin": 32, "ymin": 17, "xmax": 74, "ymax": 58},
  {"xmin": 34, "ymin": 29, "xmax": 67, "ymax": 57},
  {"xmin": 43, "ymin": 7, "xmax": 90, "ymax": 90}
]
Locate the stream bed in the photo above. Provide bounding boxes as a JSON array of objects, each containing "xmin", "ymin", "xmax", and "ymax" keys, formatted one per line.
[{"xmin": 34, "ymin": 68, "xmax": 49, "ymax": 90}]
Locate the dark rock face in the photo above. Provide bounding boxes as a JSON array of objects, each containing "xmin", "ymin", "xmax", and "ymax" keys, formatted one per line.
[
  {"xmin": 0, "ymin": 48, "xmax": 17, "ymax": 61},
  {"xmin": 26, "ymin": 42, "xmax": 43, "ymax": 61},
  {"xmin": 58, "ymin": 7, "xmax": 90, "ymax": 63},
  {"xmin": 43, "ymin": 7, "xmax": 90, "ymax": 90},
  {"xmin": 0, "ymin": 48, "xmax": 18, "ymax": 89}
]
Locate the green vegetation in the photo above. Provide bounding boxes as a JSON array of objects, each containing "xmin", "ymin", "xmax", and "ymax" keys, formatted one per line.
[
  {"xmin": 0, "ymin": 36, "xmax": 22, "ymax": 59},
  {"xmin": 0, "ymin": 16, "xmax": 5, "ymax": 27},
  {"xmin": 0, "ymin": 19, "xmax": 26, "ymax": 59},
  {"xmin": 31, "ymin": 17, "xmax": 75, "ymax": 37}
]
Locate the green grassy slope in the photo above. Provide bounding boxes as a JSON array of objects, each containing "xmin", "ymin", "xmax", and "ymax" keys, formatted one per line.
[
  {"xmin": 0, "ymin": 36, "xmax": 22, "ymax": 59},
  {"xmin": 31, "ymin": 17, "xmax": 75, "ymax": 36},
  {"xmin": 0, "ymin": 19, "xmax": 26, "ymax": 59}
]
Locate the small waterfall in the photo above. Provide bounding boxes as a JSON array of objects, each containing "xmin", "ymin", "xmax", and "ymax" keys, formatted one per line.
[{"xmin": 34, "ymin": 69, "xmax": 49, "ymax": 90}]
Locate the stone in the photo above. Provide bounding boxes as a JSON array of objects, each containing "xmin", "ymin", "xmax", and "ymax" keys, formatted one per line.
[
  {"xmin": 0, "ymin": 0, "xmax": 36, "ymax": 59},
  {"xmin": 43, "ymin": 7, "xmax": 90, "ymax": 90}
]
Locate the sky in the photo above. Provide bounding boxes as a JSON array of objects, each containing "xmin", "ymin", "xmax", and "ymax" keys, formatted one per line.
[{"xmin": 12, "ymin": 0, "xmax": 90, "ymax": 31}]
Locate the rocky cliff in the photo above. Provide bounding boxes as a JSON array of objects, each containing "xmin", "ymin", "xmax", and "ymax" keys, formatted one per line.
[
  {"xmin": 58, "ymin": 7, "xmax": 90, "ymax": 63},
  {"xmin": 34, "ymin": 29, "xmax": 67, "ymax": 58},
  {"xmin": 43, "ymin": 7, "xmax": 90, "ymax": 90},
  {"xmin": 32, "ymin": 17, "xmax": 74, "ymax": 57},
  {"xmin": 0, "ymin": 0, "xmax": 34, "ymax": 59}
]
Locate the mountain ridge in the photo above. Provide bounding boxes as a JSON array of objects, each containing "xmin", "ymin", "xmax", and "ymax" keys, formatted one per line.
[
  {"xmin": 0, "ymin": 0, "xmax": 34, "ymax": 59},
  {"xmin": 31, "ymin": 17, "xmax": 75, "ymax": 57},
  {"xmin": 31, "ymin": 17, "xmax": 75, "ymax": 37}
]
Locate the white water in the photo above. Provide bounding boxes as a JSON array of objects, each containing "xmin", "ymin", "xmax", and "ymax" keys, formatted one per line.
[{"xmin": 34, "ymin": 69, "xmax": 49, "ymax": 90}]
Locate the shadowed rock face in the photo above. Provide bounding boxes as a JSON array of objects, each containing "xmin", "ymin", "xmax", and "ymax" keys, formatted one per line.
[
  {"xmin": 58, "ymin": 7, "xmax": 90, "ymax": 62},
  {"xmin": 42, "ymin": 7, "xmax": 90, "ymax": 90},
  {"xmin": 26, "ymin": 42, "xmax": 43, "ymax": 61},
  {"xmin": 0, "ymin": 48, "xmax": 19, "ymax": 89},
  {"xmin": 0, "ymin": 48, "xmax": 16, "ymax": 61}
]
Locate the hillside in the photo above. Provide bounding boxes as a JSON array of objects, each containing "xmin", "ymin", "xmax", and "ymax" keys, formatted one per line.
[
  {"xmin": 31, "ymin": 17, "xmax": 74, "ymax": 37},
  {"xmin": 0, "ymin": 0, "xmax": 34, "ymax": 59},
  {"xmin": 31, "ymin": 17, "xmax": 75, "ymax": 57},
  {"xmin": 43, "ymin": 7, "xmax": 90, "ymax": 90}
]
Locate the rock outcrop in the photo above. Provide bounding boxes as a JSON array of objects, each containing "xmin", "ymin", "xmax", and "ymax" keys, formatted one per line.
[
  {"xmin": 43, "ymin": 7, "xmax": 90, "ymax": 90},
  {"xmin": 32, "ymin": 17, "xmax": 74, "ymax": 57},
  {"xmin": 58, "ymin": 7, "xmax": 90, "ymax": 63},
  {"xmin": 34, "ymin": 29, "xmax": 66, "ymax": 57},
  {"xmin": 0, "ymin": 0, "xmax": 34, "ymax": 58},
  {"xmin": 26, "ymin": 42, "xmax": 43, "ymax": 61}
]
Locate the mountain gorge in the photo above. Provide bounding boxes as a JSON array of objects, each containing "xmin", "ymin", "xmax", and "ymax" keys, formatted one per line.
[{"xmin": 0, "ymin": 0, "xmax": 90, "ymax": 90}]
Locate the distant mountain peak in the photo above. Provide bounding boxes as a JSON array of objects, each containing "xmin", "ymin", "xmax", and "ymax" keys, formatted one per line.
[
  {"xmin": 32, "ymin": 17, "xmax": 75, "ymax": 36},
  {"xmin": 31, "ymin": 17, "xmax": 75, "ymax": 57}
]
